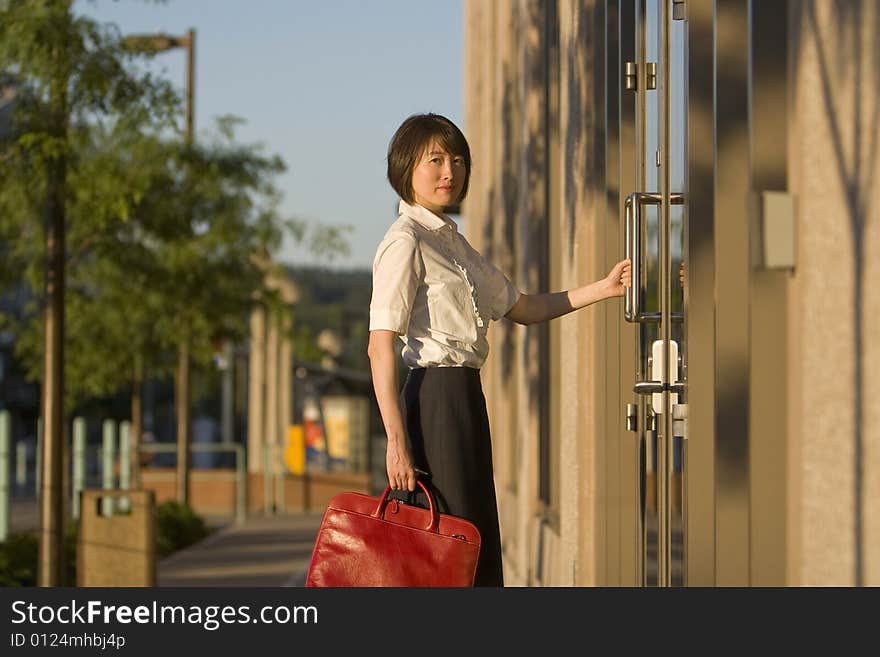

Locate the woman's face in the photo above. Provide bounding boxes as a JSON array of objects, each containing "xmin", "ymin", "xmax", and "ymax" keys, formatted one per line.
[{"xmin": 410, "ymin": 140, "xmax": 466, "ymax": 213}]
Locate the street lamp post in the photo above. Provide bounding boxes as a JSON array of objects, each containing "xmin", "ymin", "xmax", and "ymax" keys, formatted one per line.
[
  {"xmin": 122, "ymin": 30, "xmax": 196, "ymax": 505},
  {"xmin": 122, "ymin": 29, "xmax": 195, "ymax": 144}
]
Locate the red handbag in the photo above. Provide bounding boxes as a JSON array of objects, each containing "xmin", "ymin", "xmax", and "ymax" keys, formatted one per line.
[{"xmin": 305, "ymin": 480, "xmax": 481, "ymax": 587}]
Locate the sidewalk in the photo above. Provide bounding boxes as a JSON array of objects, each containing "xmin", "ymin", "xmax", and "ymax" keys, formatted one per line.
[
  {"xmin": 157, "ymin": 512, "xmax": 323, "ymax": 587},
  {"xmin": 9, "ymin": 497, "xmax": 39, "ymax": 533}
]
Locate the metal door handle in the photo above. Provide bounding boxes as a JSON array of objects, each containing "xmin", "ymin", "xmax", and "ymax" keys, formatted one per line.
[{"xmin": 624, "ymin": 192, "xmax": 685, "ymax": 323}]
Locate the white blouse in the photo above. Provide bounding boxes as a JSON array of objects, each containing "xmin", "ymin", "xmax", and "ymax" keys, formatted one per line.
[{"xmin": 369, "ymin": 201, "xmax": 521, "ymax": 369}]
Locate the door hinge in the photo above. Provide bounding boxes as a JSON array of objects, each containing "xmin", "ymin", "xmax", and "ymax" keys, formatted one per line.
[
  {"xmin": 646, "ymin": 62, "xmax": 657, "ymax": 90},
  {"xmin": 626, "ymin": 403, "xmax": 638, "ymax": 432},
  {"xmin": 626, "ymin": 62, "xmax": 657, "ymax": 90},
  {"xmin": 625, "ymin": 61, "xmax": 637, "ymax": 90},
  {"xmin": 673, "ymin": 0, "xmax": 687, "ymax": 21}
]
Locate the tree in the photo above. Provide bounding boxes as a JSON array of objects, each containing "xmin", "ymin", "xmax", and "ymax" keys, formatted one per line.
[
  {"xmin": 144, "ymin": 115, "xmax": 351, "ymax": 506},
  {"xmin": 0, "ymin": 0, "xmax": 176, "ymax": 585},
  {"xmin": 148, "ymin": 122, "xmax": 289, "ymax": 505},
  {"xmin": 9, "ymin": 118, "xmax": 294, "ymax": 504},
  {"xmin": 2, "ymin": 3, "xmax": 352, "ymax": 526}
]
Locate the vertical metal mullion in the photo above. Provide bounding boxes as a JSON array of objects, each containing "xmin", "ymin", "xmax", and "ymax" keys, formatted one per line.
[
  {"xmin": 715, "ymin": 0, "xmax": 751, "ymax": 588},
  {"xmin": 685, "ymin": 0, "xmax": 717, "ymax": 586},
  {"xmin": 659, "ymin": 0, "xmax": 673, "ymax": 588},
  {"xmin": 678, "ymin": 8, "xmax": 690, "ymax": 590},
  {"xmin": 618, "ymin": 0, "xmax": 643, "ymax": 588},
  {"xmin": 748, "ymin": 0, "xmax": 789, "ymax": 587},
  {"xmin": 635, "ymin": 0, "xmax": 650, "ymax": 590},
  {"xmin": 611, "ymin": 0, "xmax": 640, "ymax": 587},
  {"xmin": 637, "ymin": 0, "xmax": 647, "ymax": 191}
]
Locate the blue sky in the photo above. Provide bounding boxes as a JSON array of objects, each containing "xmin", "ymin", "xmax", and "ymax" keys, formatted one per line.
[{"xmin": 76, "ymin": 0, "xmax": 464, "ymax": 270}]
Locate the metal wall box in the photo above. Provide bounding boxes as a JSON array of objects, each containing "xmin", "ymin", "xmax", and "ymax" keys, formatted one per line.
[{"xmin": 761, "ymin": 191, "xmax": 796, "ymax": 270}]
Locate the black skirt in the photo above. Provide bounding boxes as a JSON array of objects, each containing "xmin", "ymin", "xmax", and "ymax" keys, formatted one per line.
[{"xmin": 397, "ymin": 366, "xmax": 504, "ymax": 587}]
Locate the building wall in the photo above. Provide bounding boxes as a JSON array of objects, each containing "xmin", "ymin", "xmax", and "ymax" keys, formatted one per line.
[
  {"xmin": 556, "ymin": 0, "xmax": 607, "ymax": 587},
  {"xmin": 465, "ymin": 0, "xmax": 879, "ymax": 586},
  {"xmin": 788, "ymin": 0, "xmax": 880, "ymax": 585},
  {"xmin": 464, "ymin": 0, "xmax": 608, "ymax": 586},
  {"xmin": 139, "ymin": 468, "xmax": 369, "ymax": 517}
]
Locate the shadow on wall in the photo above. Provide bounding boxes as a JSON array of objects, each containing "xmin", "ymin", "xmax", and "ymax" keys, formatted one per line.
[
  {"xmin": 473, "ymin": 0, "xmax": 610, "ymax": 411},
  {"xmin": 563, "ymin": 0, "xmax": 605, "ymax": 265},
  {"xmin": 480, "ymin": 36, "xmax": 520, "ymax": 382},
  {"xmin": 791, "ymin": 0, "xmax": 879, "ymax": 585}
]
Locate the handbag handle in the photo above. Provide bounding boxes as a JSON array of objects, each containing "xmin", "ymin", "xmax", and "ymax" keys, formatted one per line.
[{"xmin": 373, "ymin": 480, "xmax": 439, "ymax": 532}]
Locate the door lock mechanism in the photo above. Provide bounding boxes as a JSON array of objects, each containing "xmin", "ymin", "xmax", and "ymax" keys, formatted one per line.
[{"xmin": 633, "ymin": 340, "xmax": 685, "ymax": 413}]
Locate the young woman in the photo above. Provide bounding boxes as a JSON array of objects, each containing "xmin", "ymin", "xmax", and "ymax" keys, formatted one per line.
[{"xmin": 368, "ymin": 113, "xmax": 631, "ymax": 586}]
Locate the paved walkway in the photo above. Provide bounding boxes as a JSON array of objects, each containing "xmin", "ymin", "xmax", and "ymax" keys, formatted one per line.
[
  {"xmin": 157, "ymin": 512, "xmax": 323, "ymax": 587},
  {"xmin": 9, "ymin": 497, "xmax": 39, "ymax": 533}
]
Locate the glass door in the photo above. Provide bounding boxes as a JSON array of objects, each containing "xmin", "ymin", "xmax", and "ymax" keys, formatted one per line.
[{"xmin": 623, "ymin": 0, "xmax": 688, "ymax": 587}]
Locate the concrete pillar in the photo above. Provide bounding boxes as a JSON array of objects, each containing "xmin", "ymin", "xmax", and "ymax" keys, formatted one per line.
[
  {"xmin": 15, "ymin": 440, "xmax": 26, "ymax": 489},
  {"xmin": 35, "ymin": 417, "xmax": 42, "ymax": 497},
  {"xmin": 102, "ymin": 420, "xmax": 116, "ymax": 517},
  {"xmin": 277, "ymin": 314, "xmax": 293, "ymax": 513},
  {"xmin": 265, "ymin": 312, "xmax": 279, "ymax": 456},
  {"xmin": 265, "ymin": 313, "xmax": 280, "ymax": 512},
  {"xmin": 222, "ymin": 340, "xmax": 234, "ymax": 444},
  {"xmin": 0, "ymin": 411, "xmax": 10, "ymax": 541},
  {"xmin": 247, "ymin": 306, "xmax": 266, "ymax": 475},
  {"xmin": 119, "ymin": 421, "xmax": 131, "ymax": 490},
  {"xmin": 72, "ymin": 418, "xmax": 85, "ymax": 520},
  {"xmin": 119, "ymin": 421, "xmax": 131, "ymax": 512},
  {"xmin": 279, "ymin": 314, "xmax": 293, "ymax": 456}
]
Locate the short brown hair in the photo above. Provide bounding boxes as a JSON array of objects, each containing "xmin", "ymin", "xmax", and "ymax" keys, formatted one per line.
[{"xmin": 386, "ymin": 113, "xmax": 471, "ymax": 206}]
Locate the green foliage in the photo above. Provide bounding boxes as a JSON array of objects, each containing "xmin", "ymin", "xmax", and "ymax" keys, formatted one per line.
[
  {"xmin": 5, "ymin": 110, "xmax": 299, "ymax": 410},
  {"xmin": 0, "ymin": 0, "xmax": 179, "ymax": 409},
  {"xmin": 291, "ymin": 323, "xmax": 325, "ymax": 365},
  {"xmin": 0, "ymin": 3, "xmax": 352, "ymax": 418},
  {"xmin": 285, "ymin": 266, "xmax": 371, "ymax": 371},
  {"xmin": 0, "ymin": 532, "xmax": 38, "ymax": 587},
  {"xmin": 63, "ymin": 520, "xmax": 77, "ymax": 585},
  {"xmin": 0, "ymin": 522, "xmax": 78, "ymax": 587},
  {"xmin": 154, "ymin": 500, "xmax": 210, "ymax": 558}
]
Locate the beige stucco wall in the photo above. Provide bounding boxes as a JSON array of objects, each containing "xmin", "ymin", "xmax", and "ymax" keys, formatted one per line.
[
  {"xmin": 464, "ymin": 0, "xmax": 531, "ymax": 585},
  {"xmin": 788, "ymin": 1, "xmax": 880, "ymax": 585},
  {"xmin": 463, "ymin": 0, "xmax": 607, "ymax": 586},
  {"xmin": 556, "ymin": 0, "xmax": 606, "ymax": 587}
]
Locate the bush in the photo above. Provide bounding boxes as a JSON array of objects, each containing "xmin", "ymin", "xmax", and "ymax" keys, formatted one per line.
[
  {"xmin": 64, "ymin": 521, "xmax": 78, "ymax": 584},
  {"xmin": 0, "ymin": 524, "xmax": 77, "ymax": 587},
  {"xmin": 154, "ymin": 501, "xmax": 210, "ymax": 558},
  {"xmin": 0, "ymin": 533, "xmax": 38, "ymax": 587}
]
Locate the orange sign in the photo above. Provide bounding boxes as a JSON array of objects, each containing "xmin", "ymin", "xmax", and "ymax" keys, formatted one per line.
[{"xmin": 284, "ymin": 425, "xmax": 305, "ymax": 475}]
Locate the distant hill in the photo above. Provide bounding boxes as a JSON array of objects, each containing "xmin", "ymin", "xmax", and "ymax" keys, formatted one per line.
[
  {"xmin": 284, "ymin": 265, "xmax": 372, "ymax": 307},
  {"xmin": 283, "ymin": 265, "xmax": 372, "ymax": 372}
]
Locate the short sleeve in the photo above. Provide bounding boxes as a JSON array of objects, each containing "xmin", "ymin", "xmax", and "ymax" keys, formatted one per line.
[
  {"xmin": 486, "ymin": 264, "xmax": 520, "ymax": 321},
  {"xmin": 369, "ymin": 233, "xmax": 421, "ymax": 334}
]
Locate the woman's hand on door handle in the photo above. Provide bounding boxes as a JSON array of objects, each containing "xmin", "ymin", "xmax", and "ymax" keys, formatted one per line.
[{"xmin": 602, "ymin": 258, "xmax": 633, "ymax": 298}]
